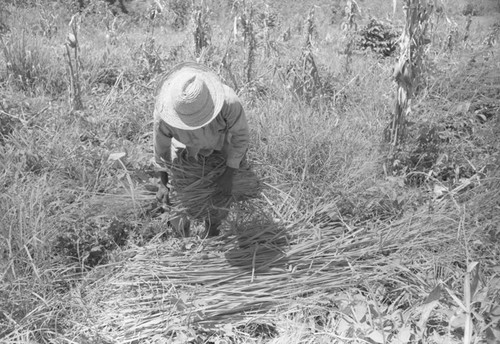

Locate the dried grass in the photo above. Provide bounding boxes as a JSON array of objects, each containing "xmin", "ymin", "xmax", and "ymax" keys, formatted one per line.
[
  {"xmin": 167, "ymin": 153, "xmax": 261, "ymax": 220},
  {"xmin": 79, "ymin": 199, "xmax": 467, "ymax": 342}
]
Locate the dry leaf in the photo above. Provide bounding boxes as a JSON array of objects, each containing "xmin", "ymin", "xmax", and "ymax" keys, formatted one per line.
[{"xmin": 108, "ymin": 152, "xmax": 127, "ymax": 161}]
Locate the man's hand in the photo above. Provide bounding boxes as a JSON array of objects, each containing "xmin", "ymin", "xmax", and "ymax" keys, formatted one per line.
[
  {"xmin": 215, "ymin": 167, "xmax": 236, "ymax": 196},
  {"xmin": 156, "ymin": 184, "xmax": 170, "ymax": 204},
  {"xmin": 159, "ymin": 171, "xmax": 169, "ymax": 187},
  {"xmin": 156, "ymin": 171, "xmax": 170, "ymax": 204}
]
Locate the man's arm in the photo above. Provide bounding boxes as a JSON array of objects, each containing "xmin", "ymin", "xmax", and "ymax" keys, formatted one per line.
[
  {"xmin": 153, "ymin": 118, "xmax": 173, "ymax": 203},
  {"xmin": 153, "ymin": 119, "xmax": 173, "ymax": 171},
  {"xmin": 222, "ymin": 86, "xmax": 250, "ymax": 169},
  {"xmin": 215, "ymin": 86, "xmax": 249, "ymax": 195}
]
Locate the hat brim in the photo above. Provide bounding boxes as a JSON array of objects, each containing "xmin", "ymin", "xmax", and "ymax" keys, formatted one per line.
[{"xmin": 155, "ymin": 62, "xmax": 225, "ymax": 130}]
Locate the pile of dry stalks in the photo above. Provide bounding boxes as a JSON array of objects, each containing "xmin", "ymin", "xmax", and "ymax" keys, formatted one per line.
[
  {"xmin": 167, "ymin": 153, "xmax": 260, "ymax": 220},
  {"xmin": 81, "ymin": 198, "xmax": 468, "ymax": 343}
]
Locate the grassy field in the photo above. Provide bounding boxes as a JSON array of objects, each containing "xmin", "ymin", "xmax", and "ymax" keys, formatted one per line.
[{"xmin": 1, "ymin": 0, "xmax": 500, "ymax": 343}]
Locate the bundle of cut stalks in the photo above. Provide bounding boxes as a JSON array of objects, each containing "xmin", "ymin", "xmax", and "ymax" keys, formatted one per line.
[
  {"xmin": 166, "ymin": 152, "xmax": 260, "ymax": 220},
  {"xmin": 84, "ymin": 204, "xmax": 466, "ymax": 343}
]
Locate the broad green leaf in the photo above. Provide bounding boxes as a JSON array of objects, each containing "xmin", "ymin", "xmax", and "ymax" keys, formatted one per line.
[
  {"xmin": 417, "ymin": 299, "xmax": 439, "ymax": 333},
  {"xmin": 467, "ymin": 261, "xmax": 479, "ymax": 273},
  {"xmin": 449, "ymin": 312, "xmax": 466, "ymax": 329},
  {"xmin": 444, "ymin": 287, "xmax": 467, "ymax": 312},
  {"xmin": 396, "ymin": 326, "xmax": 412, "ymax": 343},
  {"xmin": 468, "ymin": 262, "xmax": 480, "ymax": 299},
  {"xmin": 488, "ymin": 304, "xmax": 500, "ymax": 322},
  {"xmin": 170, "ymin": 296, "xmax": 188, "ymax": 312},
  {"xmin": 485, "ymin": 327, "xmax": 500, "ymax": 344},
  {"xmin": 223, "ymin": 324, "xmax": 234, "ymax": 336},
  {"xmin": 423, "ymin": 284, "xmax": 442, "ymax": 305},
  {"xmin": 366, "ymin": 330, "xmax": 385, "ymax": 344},
  {"xmin": 337, "ymin": 318, "xmax": 351, "ymax": 334},
  {"xmin": 369, "ymin": 303, "xmax": 381, "ymax": 317},
  {"xmin": 433, "ymin": 184, "xmax": 448, "ymax": 197},
  {"xmin": 353, "ymin": 302, "xmax": 367, "ymax": 323},
  {"xmin": 465, "ymin": 268, "xmax": 472, "ymax": 310}
]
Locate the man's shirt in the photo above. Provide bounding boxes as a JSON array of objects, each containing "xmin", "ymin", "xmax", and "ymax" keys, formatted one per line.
[{"xmin": 154, "ymin": 85, "xmax": 249, "ymax": 169}]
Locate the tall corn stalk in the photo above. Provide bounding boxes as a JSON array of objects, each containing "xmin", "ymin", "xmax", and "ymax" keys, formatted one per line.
[
  {"xmin": 303, "ymin": 7, "xmax": 315, "ymax": 51},
  {"xmin": 261, "ymin": 4, "xmax": 277, "ymax": 58},
  {"xmin": 220, "ymin": 33, "xmax": 239, "ymax": 92},
  {"xmin": 428, "ymin": 0, "xmax": 443, "ymax": 44},
  {"xmin": 387, "ymin": 0, "xmax": 433, "ymax": 168},
  {"xmin": 341, "ymin": 0, "xmax": 359, "ymax": 74},
  {"xmin": 65, "ymin": 15, "xmax": 83, "ymax": 111},
  {"xmin": 240, "ymin": 3, "xmax": 256, "ymax": 85},
  {"xmin": 445, "ymin": 21, "xmax": 459, "ymax": 52},
  {"xmin": 277, "ymin": 8, "xmax": 321, "ymax": 104},
  {"xmin": 301, "ymin": 7, "xmax": 321, "ymax": 101},
  {"xmin": 192, "ymin": 3, "xmax": 211, "ymax": 58},
  {"xmin": 463, "ymin": 14, "xmax": 472, "ymax": 43}
]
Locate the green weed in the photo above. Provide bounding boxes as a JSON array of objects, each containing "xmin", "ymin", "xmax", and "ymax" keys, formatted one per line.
[{"xmin": 1, "ymin": 30, "xmax": 49, "ymax": 93}]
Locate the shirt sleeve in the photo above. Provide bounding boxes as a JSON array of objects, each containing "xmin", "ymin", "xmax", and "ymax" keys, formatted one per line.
[
  {"xmin": 221, "ymin": 86, "xmax": 249, "ymax": 169},
  {"xmin": 153, "ymin": 117, "xmax": 173, "ymax": 171}
]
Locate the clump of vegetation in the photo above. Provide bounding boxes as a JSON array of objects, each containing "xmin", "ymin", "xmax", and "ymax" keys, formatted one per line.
[
  {"xmin": 169, "ymin": 0, "xmax": 191, "ymax": 29},
  {"xmin": 135, "ymin": 36, "xmax": 164, "ymax": 79},
  {"xmin": 1, "ymin": 29, "xmax": 48, "ymax": 92},
  {"xmin": 192, "ymin": 4, "xmax": 211, "ymax": 57},
  {"xmin": 386, "ymin": 0, "xmax": 434, "ymax": 174},
  {"xmin": 341, "ymin": 0, "xmax": 360, "ymax": 73},
  {"xmin": 54, "ymin": 218, "xmax": 132, "ymax": 268},
  {"xmin": 462, "ymin": 2, "xmax": 479, "ymax": 16},
  {"xmin": 278, "ymin": 7, "xmax": 324, "ymax": 104},
  {"xmin": 358, "ymin": 18, "xmax": 400, "ymax": 57}
]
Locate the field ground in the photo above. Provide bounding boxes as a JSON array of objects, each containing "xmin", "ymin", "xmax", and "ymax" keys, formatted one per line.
[{"xmin": 1, "ymin": 0, "xmax": 500, "ymax": 343}]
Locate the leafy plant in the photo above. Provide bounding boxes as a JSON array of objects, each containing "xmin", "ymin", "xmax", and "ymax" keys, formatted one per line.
[
  {"xmin": 169, "ymin": 0, "xmax": 191, "ymax": 29},
  {"xmin": 0, "ymin": 29, "xmax": 45, "ymax": 92},
  {"xmin": 135, "ymin": 36, "xmax": 164, "ymax": 79},
  {"xmin": 341, "ymin": 0, "xmax": 360, "ymax": 74},
  {"xmin": 278, "ymin": 8, "xmax": 323, "ymax": 104},
  {"xmin": 358, "ymin": 18, "xmax": 400, "ymax": 57},
  {"xmin": 192, "ymin": 4, "xmax": 211, "ymax": 57},
  {"xmin": 54, "ymin": 218, "xmax": 132, "ymax": 268}
]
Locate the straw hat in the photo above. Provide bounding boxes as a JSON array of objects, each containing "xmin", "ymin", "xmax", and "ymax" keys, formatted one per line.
[{"xmin": 155, "ymin": 62, "xmax": 225, "ymax": 130}]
